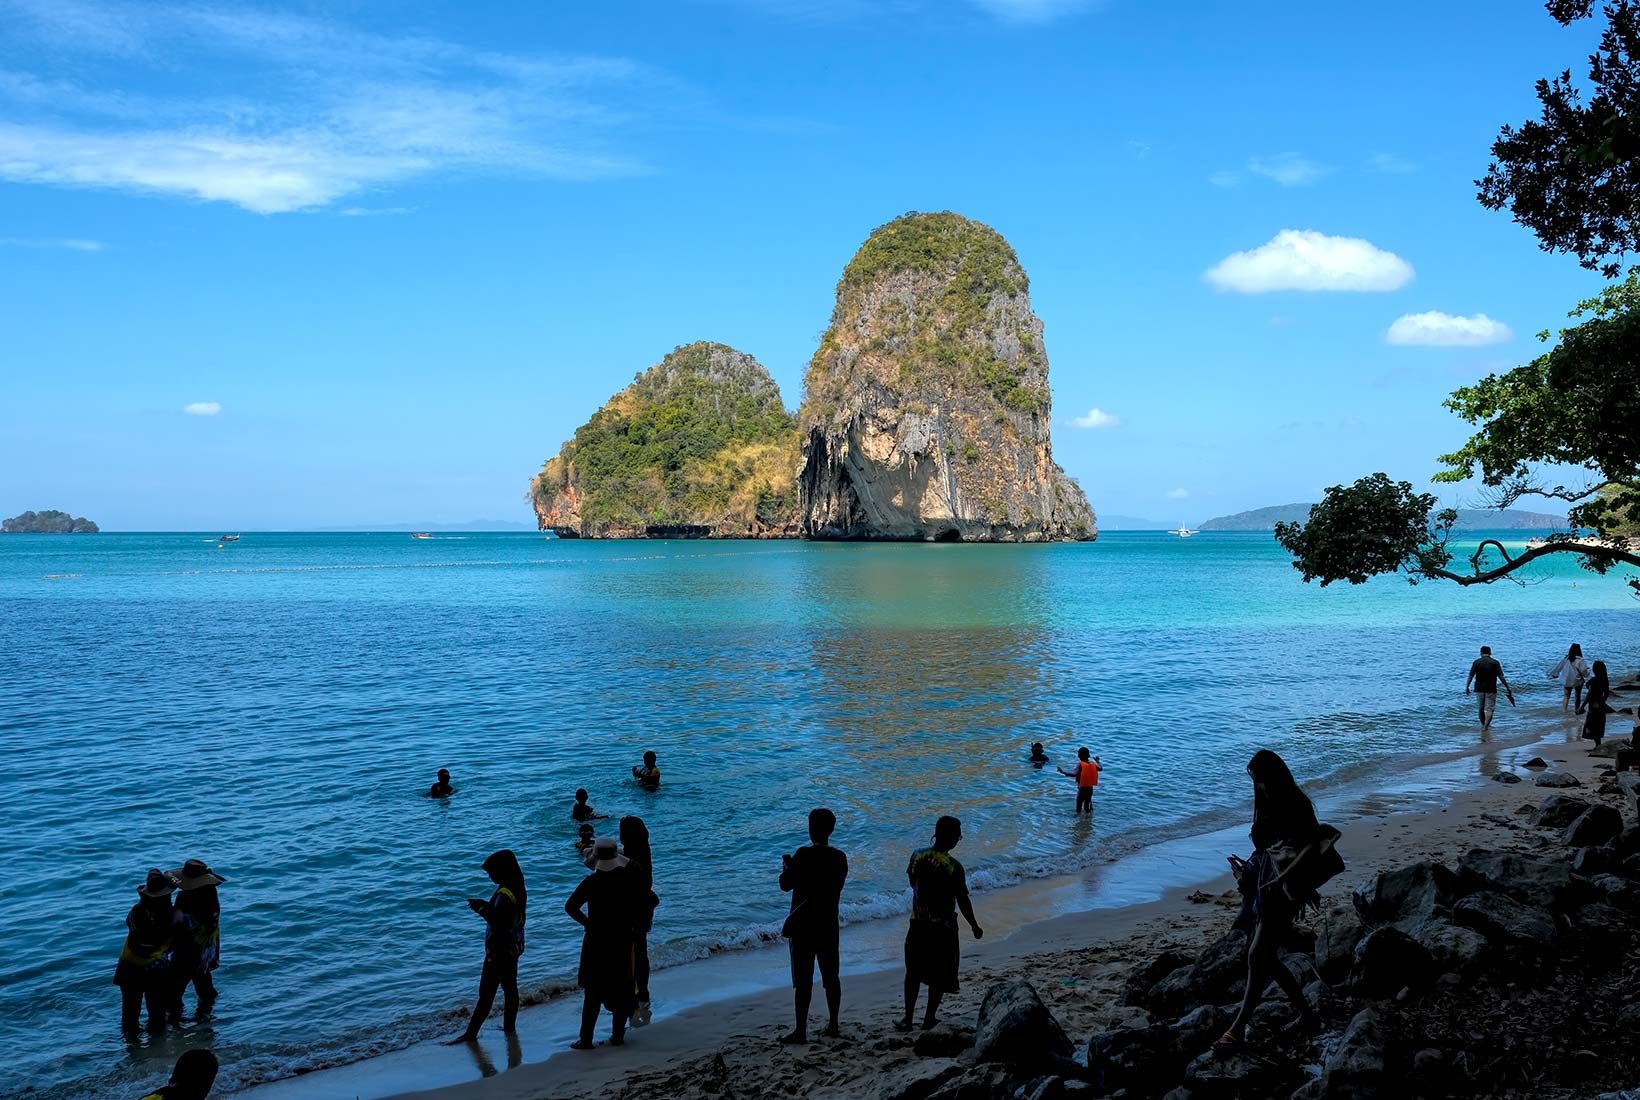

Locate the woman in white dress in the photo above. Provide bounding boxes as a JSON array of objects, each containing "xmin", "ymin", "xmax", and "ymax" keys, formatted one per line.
[{"xmin": 1548, "ymin": 643, "xmax": 1589, "ymax": 713}]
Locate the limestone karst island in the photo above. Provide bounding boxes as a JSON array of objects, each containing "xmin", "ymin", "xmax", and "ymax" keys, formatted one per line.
[{"xmin": 529, "ymin": 212, "xmax": 1096, "ymax": 542}]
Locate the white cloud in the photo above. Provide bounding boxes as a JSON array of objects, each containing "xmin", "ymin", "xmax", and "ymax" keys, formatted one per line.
[
  {"xmin": 338, "ymin": 205, "xmax": 415, "ymax": 217},
  {"xmin": 1167, "ymin": 488, "xmax": 1190, "ymax": 499},
  {"xmin": 1366, "ymin": 152, "xmax": 1417, "ymax": 175},
  {"xmin": 1247, "ymin": 153, "xmax": 1329, "ymax": 187},
  {"xmin": 0, "ymin": 236, "xmax": 103, "ymax": 250},
  {"xmin": 1205, "ymin": 230, "xmax": 1414, "ymax": 293},
  {"xmin": 1070, "ymin": 407, "xmax": 1120, "ymax": 429},
  {"xmin": 1386, "ymin": 311, "xmax": 1513, "ymax": 347},
  {"xmin": 183, "ymin": 401, "xmax": 221, "ymax": 416},
  {"xmin": 1208, "ymin": 170, "xmax": 1240, "ymax": 188}
]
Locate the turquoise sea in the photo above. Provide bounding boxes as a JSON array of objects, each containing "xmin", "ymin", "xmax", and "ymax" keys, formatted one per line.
[{"xmin": 2, "ymin": 531, "xmax": 1635, "ymax": 1098}]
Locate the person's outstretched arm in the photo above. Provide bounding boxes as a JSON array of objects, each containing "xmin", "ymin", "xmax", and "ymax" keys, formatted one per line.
[{"xmin": 564, "ymin": 878, "xmax": 590, "ymax": 927}]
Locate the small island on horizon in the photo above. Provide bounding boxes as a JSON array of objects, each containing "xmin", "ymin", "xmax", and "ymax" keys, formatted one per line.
[
  {"xmin": 1198, "ymin": 502, "xmax": 1570, "ymax": 532},
  {"xmin": 2, "ymin": 509, "xmax": 100, "ymax": 534}
]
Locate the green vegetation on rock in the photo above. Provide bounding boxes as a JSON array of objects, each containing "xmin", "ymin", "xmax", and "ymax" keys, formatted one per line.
[{"xmin": 2, "ymin": 509, "xmax": 99, "ymax": 533}]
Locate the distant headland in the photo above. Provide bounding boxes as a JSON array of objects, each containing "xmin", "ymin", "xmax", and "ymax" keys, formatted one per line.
[
  {"xmin": 2, "ymin": 509, "xmax": 99, "ymax": 533},
  {"xmin": 528, "ymin": 212, "xmax": 1095, "ymax": 543},
  {"xmin": 1199, "ymin": 502, "xmax": 1569, "ymax": 532}
]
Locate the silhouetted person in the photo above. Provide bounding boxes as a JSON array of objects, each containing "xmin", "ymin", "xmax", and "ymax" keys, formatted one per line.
[
  {"xmin": 1583, "ymin": 660, "xmax": 1623, "ymax": 750},
  {"xmin": 138, "ymin": 1048, "xmax": 218, "ymax": 1100},
  {"xmin": 1215, "ymin": 750, "xmax": 1340, "ymax": 1052},
  {"xmin": 428, "ymin": 769, "xmax": 455, "ymax": 798},
  {"xmin": 1464, "ymin": 645, "xmax": 1513, "ymax": 731},
  {"xmin": 1028, "ymin": 742, "xmax": 1049, "ymax": 765},
  {"xmin": 575, "ymin": 823, "xmax": 597, "ymax": 862},
  {"xmin": 457, "ymin": 850, "xmax": 526, "ymax": 1042},
  {"xmin": 115, "ymin": 869, "xmax": 176, "ymax": 1033},
  {"xmin": 1056, "ymin": 747, "xmax": 1102, "ymax": 814},
  {"xmin": 896, "ymin": 816, "xmax": 982, "ymax": 1032},
  {"xmin": 780, "ymin": 807, "xmax": 849, "ymax": 1043},
  {"xmin": 571, "ymin": 788, "xmax": 606, "ymax": 822},
  {"xmin": 567, "ymin": 838, "xmax": 640, "ymax": 1048},
  {"xmin": 168, "ymin": 860, "xmax": 225, "ymax": 1018},
  {"xmin": 632, "ymin": 751, "xmax": 661, "ymax": 791},
  {"xmin": 621, "ymin": 816, "xmax": 659, "ymax": 1026},
  {"xmin": 1550, "ymin": 643, "xmax": 1589, "ymax": 713}
]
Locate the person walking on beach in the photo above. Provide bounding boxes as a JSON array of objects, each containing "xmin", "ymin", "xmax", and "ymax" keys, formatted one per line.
[
  {"xmin": 1549, "ymin": 644, "xmax": 1590, "ymax": 714},
  {"xmin": 138, "ymin": 1048, "xmax": 218, "ymax": 1100},
  {"xmin": 620, "ymin": 816, "xmax": 659, "ymax": 1027},
  {"xmin": 1213, "ymin": 750, "xmax": 1341, "ymax": 1053},
  {"xmin": 427, "ymin": 769, "xmax": 455, "ymax": 798},
  {"xmin": 1465, "ymin": 645, "xmax": 1514, "ymax": 731},
  {"xmin": 456, "ymin": 850, "xmax": 526, "ymax": 1043},
  {"xmin": 896, "ymin": 816, "xmax": 982, "ymax": 1032},
  {"xmin": 167, "ymin": 860, "xmax": 225, "ymax": 1018},
  {"xmin": 632, "ymin": 751, "xmax": 661, "ymax": 791},
  {"xmin": 566, "ymin": 838, "xmax": 640, "ymax": 1048},
  {"xmin": 1057, "ymin": 747, "xmax": 1102, "ymax": 815},
  {"xmin": 1582, "ymin": 660, "xmax": 1624, "ymax": 751},
  {"xmin": 779, "ymin": 807, "xmax": 849, "ymax": 1044},
  {"xmin": 114, "ymin": 869, "xmax": 177, "ymax": 1033}
]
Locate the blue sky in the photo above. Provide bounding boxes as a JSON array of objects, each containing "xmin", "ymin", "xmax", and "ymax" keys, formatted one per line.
[{"xmin": 0, "ymin": 0, "xmax": 1611, "ymax": 529}]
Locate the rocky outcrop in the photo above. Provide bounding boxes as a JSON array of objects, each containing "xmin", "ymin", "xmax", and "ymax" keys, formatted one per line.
[
  {"xmin": 528, "ymin": 342, "xmax": 801, "ymax": 539},
  {"xmin": 797, "ymin": 212, "xmax": 1095, "ymax": 542},
  {"xmin": 2, "ymin": 509, "xmax": 98, "ymax": 533}
]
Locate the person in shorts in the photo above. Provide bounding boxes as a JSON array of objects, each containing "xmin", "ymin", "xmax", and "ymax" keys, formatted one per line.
[
  {"xmin": 778, "ymin": 807, "xmax": 849, "ymax": 1043},
  {"xmin": 1465, "ymin": 645, "xmax": 1514, "ymax": 732},
  {"xmin": 896, "ymin": 816, "xmax": 982, "ymax": 1032}
]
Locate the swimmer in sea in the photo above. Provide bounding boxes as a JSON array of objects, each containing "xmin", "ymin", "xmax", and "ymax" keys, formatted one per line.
[
  {"xmin": 571, "ymin": 788, "xmax": 606, "ymax": 822},
  {"xmin": 1029, "ymin": 742, "xmax": 1049, "ymax": 765},
  {"xmin": 428, "ymin": 769, "xmax": 455, "ymax": 798},
  {"xmin": 632, "ymin": 751, "xmax": 661, "ymax": 791},
  {"xmin": 575, "ymin": 823, "xmax": 597, "ymax": 864}
]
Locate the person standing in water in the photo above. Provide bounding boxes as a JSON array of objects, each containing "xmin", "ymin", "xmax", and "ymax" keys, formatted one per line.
[
  {"xmin": 896, "ymin": 816, "xmax": 982, "ymax": 1032},
  {"xmin": 1056, "ymin": 747, "xmax": 1102, "ymax": 815},
  {"xmin": 138, "ymin": 1048, "xmax": 219, "ymax": 1100},
  {"xmin": 1028, "ymin": 742, "xmax": 1049, "ymax": 765},
  {"xmin": 1582, "ymin": 660, "xmax": 1623, "ymax": 751},
  {"xmin": 114, "ymin": 869, "xmax": 177, "ymax": 1033},
  {"xmin": 1549, "ymin": 643, "xmax": 1589, "ymax": 714},
  {"xmin": 571, "ymin": 789, "xmax": 606, "ymax": 822},
  {"xmin": 1464, "ymin": 645, "xmax": 1514, "ymax": 731},
  {"xmin": 620, "ymin": 816, "xmax": 659, "ymax": 1027},
  {"xmin": 779, "ymin": 807, "xmax": 849, "ymax": 1044},
  {"xmin": 428, "ymin": 769, "xmax": 455, "ymax": 798},
  {"xmin": 566, "ymin": 838, "xmax": 640, "ymax": 1049},
  {"xmin": 168, "ymin": 860, "xmax": 225, "ymax": 1018},
  {"xmin": 456, "ymin": 850, "xmax": 526, "ymax": 1043},
  {"xmin": 631, "ymin": 751, "xmax": 661, "ymax": 791}
]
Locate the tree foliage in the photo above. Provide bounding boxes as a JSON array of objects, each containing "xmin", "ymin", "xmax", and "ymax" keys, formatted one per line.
[{"xmin": 1478, "ymin": 0, "xmax": 1640, "ymax": 277}]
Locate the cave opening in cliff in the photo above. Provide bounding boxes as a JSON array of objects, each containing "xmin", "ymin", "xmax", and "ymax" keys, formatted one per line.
[{"xmin": 934, "ymin": 528, "xmax": 961, "ymax": 542}]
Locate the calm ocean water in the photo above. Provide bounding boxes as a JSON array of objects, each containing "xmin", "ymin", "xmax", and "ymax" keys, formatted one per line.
[{"xmin": 2, "ymin": 531, "xmax": 1635, "ymax": 1097}]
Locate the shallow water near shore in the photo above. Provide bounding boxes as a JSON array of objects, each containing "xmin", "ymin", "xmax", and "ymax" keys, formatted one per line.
[{"xmin": 1, "ymin": 530, "xmax": 1634, "ymax": 1098}]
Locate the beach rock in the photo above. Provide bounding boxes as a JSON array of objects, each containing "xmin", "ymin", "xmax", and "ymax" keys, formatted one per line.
[
  {"xmin": 1591, "ymin": 737, "xmax": 1631, "ymax": 759},
  {"xmin": 1624, "ymin": 854, "xmax": 1640, "ymax": 879},
  {"xmin": 1572, "ymin": 901, "xmax": 1631, "ymax": 948},
  {"xmin": 1492, "ymin": 771, "xmax": 1523, "ymax": 784},
  {"xmin": 1120, "ymin": 949, "xmax": 1195, "ymax": 1006},
  {"xmin": 1410, "ymin": 1047, "xmax": 1447, "ymax": 1088},
  {"xmin": 1531, "ymin": 794, "xmax": 1594, "ymax": 829},
  {"xmin": 914, "ymin": 1023, "xmax": 976, "ymax": 1058},
  {"xmin": 870, "ymin": 1059, "xmax": 964, "ymax": 1100},
  {"xmin": 972, "ymin": 981, "xmax": 1072, "ymax": 1071},
  {"xmin": 926, "ymin": 1065, "xmax": 1016, "ymax": 1100},
  {"xmin": 1535, "ymin": 771, "xmax": 1584, "ymax": 788},
  {"xmin": 1173, "ymin": 1004, "xmax": 1232, "ymax": 1051},
  {"xmin": 1351, "ymin": 926, "xmax": 1434, "ymax": 998},
  {"xmin": 1618, "ymin": 773, "xmax": 1640, "ymax": 813},
  {"xmin": 1572, "ymin": 846, "xmax": 1622, "ymax": 876},
  {"xmin": 1412, "ymin": 919, "xmax": 1491, "ymax": 974},
  {"xmin": 1085, "ymin": 1024, "xmax": 1177, "ymax": 1094},
  {"xmin": 1313, "ymin": 904, "xmax": 1365, "ymax": 982},
  {"xmin": 1287, "ymin": 1080, "xmax": 1325, "ymax": 1100},
  {"xmin": 1459, "ymin": 849, "xmax": 1575, "ymax": 909},
  {"xmin": 1182, "ymin": 1048, "xmax": 1287, "ymax": 1098},
  {"xmin": 1563, "ymin": 805, "xmax": 1623, "ymax": 847},
  {"xmin": 797, "ymin": 212, "xmax": 1095, "ymax": 542},
  {"xmin": 1143, "ymin": 931, "xmax": 1248, "ymax": 1015},
  {"xmin": 1587, "ymin": 873, "xmax": 1640, "ymax": 907},
  {"xmin": 1524, "ymin": 756, "xmax": 1549, "ymax": 769},
  {"xmin": 1352, "ymin": 860, "xmax": 1459, "ymax": 931},
  {"xmin": 1453, "ymin": 890, "xmax": 1558, "ymax": 952},
  {"xmin": 1321, "ymin": 1006, "xmax": 1390, "ymax": 1098}
]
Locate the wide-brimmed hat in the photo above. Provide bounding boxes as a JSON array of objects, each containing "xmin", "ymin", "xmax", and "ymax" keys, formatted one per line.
[
  {"xmin": 591, "ymin": 838, "xmax": 628, "ymax": 873},
  {"xmin": 139, "ymin": 868, "xmax": 175, "ymax": 898},
  {"xmin": 168, "ymin": 859, "xmax": 226, "ymax": 890}
]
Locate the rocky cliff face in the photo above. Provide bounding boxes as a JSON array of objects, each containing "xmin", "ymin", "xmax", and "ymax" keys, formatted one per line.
[
  {"xmin": 797, "ymin": 212, "xmax": 1095, "ymax": 542},
  {"xmin": 529, "ymin": 342, "xmax": 801, "ymax": 538}
]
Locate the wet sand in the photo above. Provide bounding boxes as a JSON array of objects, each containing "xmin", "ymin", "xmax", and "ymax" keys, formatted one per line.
[{"xmin": 238, "ymin": 714, "xmax": 1607, "ymax": 1100}]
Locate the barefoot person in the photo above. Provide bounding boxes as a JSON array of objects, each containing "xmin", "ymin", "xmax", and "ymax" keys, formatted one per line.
[
  {"xmin": 138, "ymin": 1048, "xmax": 219, "ymax": 1100},
  {"xmin": 456, "ymin": 850, "xmax": 526, "ymax": 1042},
  {"xmin": 1214, "ymin": 750, "xmax": 1342, "ymax": 1052},
  {"xmin": 1582, "ymin": 660, "xmax": 1623, "ymax": 751},
  {"xmin": 1056, "ymin": 747, "xmax": 1102, "ymax": 815},
  {"xmin": 115, "ymin": 869, "xmax": 177, "ymax": 1033},
  {"xmin": 566, "ymin": 838, "xmax": 640, "ymax": 1049},
  {"xmin": 168, "ymin": 859, "xmax": 225, "ymax": 1019},
  {"xmin": 779, "ymin": 807, "xmax": 849, "ymax": 1044},
  {"xmin": 896, "ymin": 816, "xmax": 982, "ymax": 1032},
  {"xmin": 1464, "ymin": 645, "xmax": 1513, "ymax": 731},
  {"xmin": 620, "ymin": 816, "xmax": 659, "ymax": 1027},
  {"xmin": 631, "ymin": 751, "xmax": 661, "ymax": 791},
  {"xmin": 1549, "ymin": 643, "xmax": 1589, "ymax": 713}
]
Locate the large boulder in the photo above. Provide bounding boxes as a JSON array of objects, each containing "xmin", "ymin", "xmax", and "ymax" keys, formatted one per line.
[
  {"xmin": 1351, "ymin": 926, "xmax": 1434, "ymax": 998},
  {"xmin": 1564, "ymin": 805, "xmax": 1624, "ymax": 847},
  {"xmin": 1313, "ymin": 904, "xmax": 1366, "ymax": 983},
  {"xmin": 1143, "ymin": 930, "xmax": 1249, "ymax": 1016},
  {"xmin": 1120, "ymin": 949, "xmax": 1196, "ymax": 1007},
  {"xmin": 1453, "ymin": 890, "xmax": 1558, "ymax": 953},
  {"xmin": 1571, "ymin": 901, "xmax": 1631, "ymax": 948},
  {"xmin": 1352, "ymin": 861, "xmax": 1459, "ymax": 931},
  {"xmin": 1412, "ymin": 919, "xmax": 1491, "ymax": 975},
  {"xmin": 1320, "ymin": 1006, "xmax": 1391, "ymax": 1098},
  {"xmin": 797, "ymin": 212, "xmax": 1095, "ymax": 542},
  {"xmin": 1458, "ymin": 849, "xmax": 1575, "ymax": 910},
  {"xmin": 1572, "ymin": 846, "xmax": 1622, "ymax": 877},
  {"xmin": 971, "ymin": 981, "xmax": 1072, "ymax": 1071},
  {"xmin": 1531, "ymin": 795, "xmax": 1593, "ymax": 828},
  {"xmin": 1182, "ymin": 1049, "xmax": 1289, "ymax": 1098},
  {"xmin": 1535, "ymin": 771, "xmax": 1584, "ymax": 788}
]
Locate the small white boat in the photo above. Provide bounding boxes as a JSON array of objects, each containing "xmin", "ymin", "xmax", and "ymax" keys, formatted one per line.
[
  {"xmin": 410, "ymin": 532, "xmax": 432, "ymax": 540},
  {"xmin": 1173, "ymin": 524, "xmax": 1195, "ymax": 538}
]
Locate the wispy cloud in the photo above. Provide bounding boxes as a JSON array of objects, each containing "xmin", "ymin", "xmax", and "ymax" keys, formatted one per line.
[
  {"xmin": 183, "ymin": 401, "xmax": 222, "ymax": 416},
  {"xmin": 969, "ymin": 0, "xmax": 1101, "ymax": 23},
  {"xmin": 1167, "ymin": 488, "xmax": 1190, "ymax": 500},
  {"xmin": 723, "ymin": 0, "xmax": 1099, "ymax": 23},
  {"xmin": 1070, "ymin": 407, "xmax": 1120, "ymax": 429},
  {"xmin": 1208, "ymin": 170, "xmax": 1241, "ymax": 188},
  {"xmin": 1246, "ymin": 152, "xmax": 1330, "ymax": 187},
  {"xmin": 1386, "ymin": 311, "xmax": 1512, "ymax": 347},
  {"xmin": 0, "ymin": 1, "xmax": 659, "ymax": 213},
  {"xmin": 0, "ymin": 236, "xmax": 104, "ymax": 250},
  {"xmin": 1206, "ymin": 230, "xmax": 1414, "ymax": 294},
  {"xmin": 1365, "ymin": 152, "xmax": 1417, "ymax": 175}
]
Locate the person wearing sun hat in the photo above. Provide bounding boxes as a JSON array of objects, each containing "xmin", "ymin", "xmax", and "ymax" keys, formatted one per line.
[
  {"xmin": 167, "ymin": 859, "xmax": 226, "ymax": 1018},
  {"xmin": 114, "ymin": 868, "xmax": 177, "ymax": 1032},
  {"xmin": 565, "ymin": 837, "xmax": 641, "ymax": 1049}
]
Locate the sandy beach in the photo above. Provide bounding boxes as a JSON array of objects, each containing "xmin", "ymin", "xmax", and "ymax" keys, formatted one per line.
[{"xmin": 233, "ymin": 710, "xmax": 1631, "ymax": 1100}]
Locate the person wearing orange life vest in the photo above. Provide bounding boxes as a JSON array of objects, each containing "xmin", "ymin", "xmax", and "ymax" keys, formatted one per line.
[{"xmin": 1056, "ymin": 747, "xmax": 1102, "ymax": 815}]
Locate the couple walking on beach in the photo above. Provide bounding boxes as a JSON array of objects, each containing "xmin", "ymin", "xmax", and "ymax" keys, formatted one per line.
[{"xmin": 778, "ymin": 809, "xmax": 983, "ymax": 1042}]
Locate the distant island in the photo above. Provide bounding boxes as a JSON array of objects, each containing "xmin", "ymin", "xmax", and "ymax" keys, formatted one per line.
[
  {"xmin": 2, "ymin": 509, "xmax": 99, "ymax": 533},
  {"xmin": 529, "ymin": 212, "xmax": 1095, "ymax": 542},
  {"xmin": 1199, "ymin": 502, "xmax": 1569, "ymax": 532}
]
